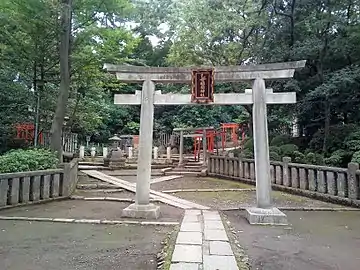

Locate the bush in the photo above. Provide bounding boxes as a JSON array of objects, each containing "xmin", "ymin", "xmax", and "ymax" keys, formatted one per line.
[
  {"xmin": 243, "ymin": 137, "xmax": 254, "ymax": 151},
  {"xmin": 351, "ymin": 151, "xmax": 360, "ymax": 164},
  {"xmin": 239, "ymin": 149, "xmax": 254, "ymax": 159},
  {"xmin": 0, "ymin": 148, "xmax": 59, "ymax": 173},
  {"xmin": 309, "ymin": 124, "xmax": 358, "ymax": 153},
  {"xmin": 304, "ymin": 152, "xmax": 324, "ymax": 165},
  {"xmin": 230, "ymin": 148, "xmax": 242, "ymax": 157},
  {"xmin": 324, "ymin": 150, "xmax": 349, "ymax": 167},
  {"xmin": 293, "ymin": 151, "xmax": 306, "ymax": 163},
  {"xmin": 279, "ymin": 144, "xmax": 299, "ymax": 157},
  {"xmin": 269, "ymin": 151, "xmax": 281, "ymax": 161},
  {"xmin": 269, "ymin": 146, "xmax": 281, "ymax": 155},
  {"xmin": 270, "ymin": 135, "xmax": 292, "ymax": 147}
]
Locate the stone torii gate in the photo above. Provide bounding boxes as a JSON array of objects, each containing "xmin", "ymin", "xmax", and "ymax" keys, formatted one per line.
[{"xmin": 104, "ymin": 61, "xmax": 306, "ymax": 224}]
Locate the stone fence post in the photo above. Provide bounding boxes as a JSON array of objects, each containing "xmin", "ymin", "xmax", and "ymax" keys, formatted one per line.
[
  {"xmin": 348, "ymin": 162, "xmax": 359, "ymax": 200},
  {"xmin": 103, "ymin": 147, "xmax": 108, "ymax": 158},
  {"xmin": 166, "ymin": 146, "xmax": 171, "ymax": 161},
  {"xmin": 154, "ymin": 147, "xmax": 159, "ymax": 160},
  {"xmin": 79, "ymin": 146, "xmax": 85, "ymax": 159},
  {"xmin": 282, "ymin": 157, "xmax": 291, "ymax": 187},
  {"xmin": 62, "ymin": 159, "xmax": 79, "ymax": 197},
  {"xmin": 90, "ymin": 147, "xmax": 96, "ymax": 158}
]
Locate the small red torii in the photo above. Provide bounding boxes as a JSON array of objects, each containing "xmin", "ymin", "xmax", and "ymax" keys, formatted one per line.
[
  {"xmin": 15, "ymin": 123, "xmax": 43, "ymax": 144},
  {"xmin": 193, "ymin": 123, "xmax": 247, "ymax": 160}
]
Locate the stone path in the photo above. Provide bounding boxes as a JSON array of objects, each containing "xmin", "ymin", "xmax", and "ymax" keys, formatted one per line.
[
  {"xmin": 82, "ymin": 170, "xmax": 210, "ymax": 210},
  {"xmin": 150, "ymin": 175, "xmax": 184, "ymax": 184},
  {"xmin": 170, "ymin": 210, "xmax": 239, "ymax": 270}
]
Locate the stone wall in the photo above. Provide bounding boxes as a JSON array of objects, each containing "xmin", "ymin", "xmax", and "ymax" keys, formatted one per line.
[
  {"xmin": 0, "ymin": 159, "xmax": 78, "ymax": 209},
  {"xmin": 208, "ymin": 155, "xmax": 360, "ymax": 207}
]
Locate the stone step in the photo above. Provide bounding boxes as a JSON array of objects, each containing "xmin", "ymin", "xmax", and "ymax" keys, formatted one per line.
[{"xmin": 184, "ymin": 164, "xmax": 203, "ymax": 168}]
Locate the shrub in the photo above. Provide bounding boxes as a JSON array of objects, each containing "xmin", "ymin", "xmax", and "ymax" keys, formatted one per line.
[
  {"xmin": 230, "ymin": 148, "xmax": 242, "ymax": 157},
  {"xmin": 324, "ymin": 150, "xmax": 349, "ymax": 167},
  {"xmin": 293, "ymin": 151, "xmax": 306, "ymax": 163},
  {"xmin": 0, "ymin": 148, "xmax": 59, "ymax": 174},
  {"xmin": 269, "ymin": 151, "xmax": 281, "ymax": 161},
  {"xmin": 309, "ymin": 124, "xmax": 358, "ymax": 153},
  {"xmin": 243, "ymin": 138, "xmax": 254, "ymax": 151},
  {"xmin": 351, "ymin": 151, "xmax": 360, "ymax": 164},
  {"xmin": 240, "ymin": 149, "xmax": 254, "ymax": 159},
  {"xmin": 269, "ymin": 146, "xmax": 281, "ymax": 155},
  {"xmin": 304, "ymin": 152, "xmax": 324, "ymax": 165},
  {"xmin": 279, "ymin": 144, "xmax": 299, "ymax": 157},
  {"xmin": 270, "ymin": 135, "xmax": 292, "ymax": 147},
  {"xmin": 344, "ymin": 140, "xmax": 360, "ymax": 152}
]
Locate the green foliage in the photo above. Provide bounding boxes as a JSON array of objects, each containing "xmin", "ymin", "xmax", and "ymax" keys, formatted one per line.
[
  {"xmin": 351, "ymin": 151, "xmax": 360, "ymax": 164},
  {"xmin": 293, "ymin": 151, "xmax": 306, "ymax": 164},
  {"xmin": 309, "ymin": 125, "xmax": 358, "ymax": 153},
  {"xmin": 304, "ymin": 152, "xmax": 325, "ymax": 166},
  {"xmin": 344, "ymin": 131, "xmax": 360, "ymax": 152},
  {"xmin": 269, "ymin": 146, "xmax": 281, "ymax": 155},
  {"xmin": 270, "ymin": 135, "xmax": 292, "ymax": 147},
  {"xmin": 279, "ymin": 144, "xmax": 299, "ymax": 158},
  {"xmin": 0, "ymin": 148, "xmax": 59, "ymax": 173},
  {"xmin": 239, "ymin": 149, "xmax": 254, "ymax": 159},
  {"xmin": 324, "ymin": 150, "xmax": 350, "ymax": 167},
  {"xmin": 243, "ymin": 138, "xmax": 254, "ymax": 152},
  {"xmin": 269, "ymin": 151, "xmax": 281, "ymax": 161}
]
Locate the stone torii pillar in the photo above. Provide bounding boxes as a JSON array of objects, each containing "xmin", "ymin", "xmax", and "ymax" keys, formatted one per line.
[{"xmin": 104, "ymin": 61, "xmax": 306, "ymax": 223}]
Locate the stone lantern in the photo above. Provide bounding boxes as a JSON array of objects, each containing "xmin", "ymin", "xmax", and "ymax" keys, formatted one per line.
[{"xmin": 104, "ymin": 134, "xmax": 126, "ymax": 169}]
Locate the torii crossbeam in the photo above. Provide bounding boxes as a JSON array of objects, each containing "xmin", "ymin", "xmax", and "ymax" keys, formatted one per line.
[{"xmin": 104, "ymin": 60, "xmax": 306, "ymax": 225}]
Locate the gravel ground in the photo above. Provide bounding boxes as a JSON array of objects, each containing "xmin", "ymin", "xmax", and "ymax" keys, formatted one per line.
[
  {"xmin": 0, "ymin": 220, "xmax": 175, "ymax": 270},
  {"xmin": 151, "ymin": 177, "xmax": 252, "ymax": 191},
  {"xmin": 223, "ymin": 210, "xmax": 360, "ymax": 270},
  {"xmin": 174, "ymin": 190, "xmax": 348, "ymax": 210}
]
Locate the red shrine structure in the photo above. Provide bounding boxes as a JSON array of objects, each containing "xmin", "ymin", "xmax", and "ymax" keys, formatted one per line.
[
  {"xmin": 192, "ymin": 123, "xmax": 247, "ymax": 160},
  {"xmin": 15, "ymin": 123, "xmax": 43, "ymax": 144}
]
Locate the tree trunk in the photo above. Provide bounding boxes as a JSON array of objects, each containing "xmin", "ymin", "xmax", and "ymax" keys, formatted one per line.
[
  {"xmin": 322, "ymin": 102, "xmax": 331, "ymax": 153},
  {"xmin": 50, "ymin": 0, "xmax": 72, "ymax": 161}
]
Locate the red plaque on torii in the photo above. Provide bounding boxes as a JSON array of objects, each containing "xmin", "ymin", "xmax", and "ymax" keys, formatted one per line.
[{"xmin": 191, "ymin": 69, "xmax": 214, "ymax": 103}]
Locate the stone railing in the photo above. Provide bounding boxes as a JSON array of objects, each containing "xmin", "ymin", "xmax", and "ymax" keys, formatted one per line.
[
  {"xmin": 0, "ymin": 159, "xmax": 78, "ymax": 209},
  {"xmin": 208, "ymin": 155, "xmax": 360, "ymax": 207}
]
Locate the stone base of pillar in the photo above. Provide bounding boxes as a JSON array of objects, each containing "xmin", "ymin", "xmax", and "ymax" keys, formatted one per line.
[
  {"xmin": 122, "ymin": 203, "xmax": 160, "ymax": 219},
  {"xmin": 245, "ymin": 207, "xmax": 287, "ymax": 225}
]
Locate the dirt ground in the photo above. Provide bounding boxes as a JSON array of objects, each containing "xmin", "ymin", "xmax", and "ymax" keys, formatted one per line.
[
  {"xmin": 174, "ymin": 190, "xmax": 349, "ymax": 210},
  {"xmin": 223, "ymin": 210, "xmax": 360, "ymax": 270},
  {"xmin": 0, "ymin": 220, "xmax": 175, "ymax": 270},
  {"xmin": 0, "ymin": 199, "xmax": 184, "ymax": 223},
  {"xmin": 150, "ymin": 177, "xmax": 348, "ymax": 210},
  {"xmin": 151, "ymin": 176, "xmax": 252, "ymax": 191}
]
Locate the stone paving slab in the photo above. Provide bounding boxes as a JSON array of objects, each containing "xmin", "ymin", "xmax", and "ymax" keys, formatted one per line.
[
  {"xmin": 209, "ymin": 241, "xmax": 233, "ymax": 256},
  {"xmin": 203, "ymin": 255, "xmax": 238, "ymax": 270},
  {"xmin": 204, "ymin": 220, "xmax": 224, "ymax": 230},
  {"xmin": 204, "ymin": 229, "xmax": 229, "ymax": 241},
  {"xmin": 170, "ymin": 210, "xmax": 239, "ymax": 269},
  {"xmin": 185, "ymin": 210, "xmax": 202, "ymax": 215},
  {"xmin": 180, "ymin": 222, "xmax": 202, "ymax": 232},
  {"xmin": 170, "ymin": 263, "xmax": 200, "ymax": 270},
  {"xmin": 182, "ymin": 215, "xmax": 200, "ymax": 223},
  {"xmin": 176, "ymin": 232, "xmax": 202, "ymax": 245},
  {"xmin": 172, "ymin": 245, "xmax": 202, "ymax": 263},
  {"xmin": 203, "ymin": 213, "xmax": 222, "ymax": 221},
  {"xmin": 83, "ymin": 170, "xmax": 210, "ymax": 210},
  {"xmin": 150, "ymin": 175, "xmax": 184, "ymax": 184}
]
